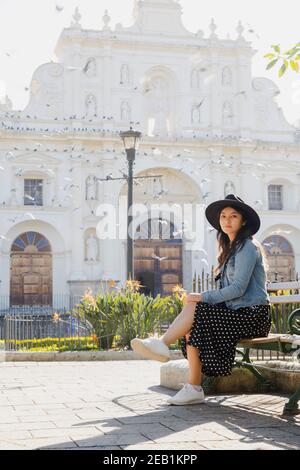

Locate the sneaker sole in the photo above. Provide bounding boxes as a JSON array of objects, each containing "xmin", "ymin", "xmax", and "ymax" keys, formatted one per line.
[
  {"xmin": 130, "ymin": 338, "xmax": 170, "ymax": 363},
  {"xmin": 167, "ymin": 398, "xmax": 205, "ymax": 406}
]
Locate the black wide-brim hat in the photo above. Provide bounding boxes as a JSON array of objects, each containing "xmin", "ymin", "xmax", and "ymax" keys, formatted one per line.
[{"xmin": 205, "ymin": 194, "xmax": 260, "ymax": 235}]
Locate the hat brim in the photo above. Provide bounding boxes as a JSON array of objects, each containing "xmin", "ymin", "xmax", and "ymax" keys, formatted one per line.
[{"xmin": 205, "ymin": 200, "xmax": 260, "ymax": 235}]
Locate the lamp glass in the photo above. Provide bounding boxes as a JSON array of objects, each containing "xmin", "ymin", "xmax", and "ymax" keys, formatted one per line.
[{"xmin": 120, "ymin": 129, "xmax": 141, "ymax": 151}]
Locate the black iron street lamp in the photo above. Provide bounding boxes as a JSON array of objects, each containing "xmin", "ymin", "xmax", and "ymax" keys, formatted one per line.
[{"xmin": 120, "ymin": 127, "xmax": 142, "ymax": 280}]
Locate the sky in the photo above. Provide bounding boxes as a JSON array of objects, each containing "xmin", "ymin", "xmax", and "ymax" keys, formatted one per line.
[{"xmin": 0, "ymin": 0, "xmax": 300, "ymax": 126}]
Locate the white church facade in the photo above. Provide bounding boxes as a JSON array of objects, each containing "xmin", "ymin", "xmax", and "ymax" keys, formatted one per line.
[{"xmin": 0, "ymin": 0, "xmax": 300, "ymax": 307}]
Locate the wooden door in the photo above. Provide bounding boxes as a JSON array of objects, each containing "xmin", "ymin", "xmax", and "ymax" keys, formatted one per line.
[
  {"xmin": 10, "ymin": 253, "xmax": 52, "ymax": 306},
  {"xmin": 10, "ymin": 232, "xmax": 52, "ymax": 306},
  {"xmin": 134, "ymin": 240, "xmax": 182, "ymax": 297}
]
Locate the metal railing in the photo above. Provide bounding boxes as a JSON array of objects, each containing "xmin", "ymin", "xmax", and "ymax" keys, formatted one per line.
[
  {"xmin": 0, "ymin": 279, "xmax": 299, "ymax": 355},
  {"xmin": 0, "ymin": 293, "xmax": 177, "ymax": 352}
]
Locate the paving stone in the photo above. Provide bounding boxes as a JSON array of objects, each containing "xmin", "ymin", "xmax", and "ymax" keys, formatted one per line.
[
  {"xmin": 122, "ymin": 442, "xmax": 207, "ymax": 450},
  {"xmin": 199, "ymin": 440, "xmax": 284, "ymax": 450},
  {"xmin": 21, "ymin": 437, "xmax": 77, "ymax": 449},
  {"xmin": 73, "ymin": 433, "xmax": 153, "ymax": 447},
  {"xmin": 0, "ymin": 360, "xmax": 299, "ymax": 450}
]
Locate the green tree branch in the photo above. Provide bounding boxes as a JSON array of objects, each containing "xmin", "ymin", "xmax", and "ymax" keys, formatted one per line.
[{"xmin": 264, "ymin": 42, "xmax": 300, "ymax": 77}]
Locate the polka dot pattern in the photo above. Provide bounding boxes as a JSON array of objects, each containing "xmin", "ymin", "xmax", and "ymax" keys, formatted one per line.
[{"xmin": 181, "ymin": 301, "xmax": 271, "ymax": 377}]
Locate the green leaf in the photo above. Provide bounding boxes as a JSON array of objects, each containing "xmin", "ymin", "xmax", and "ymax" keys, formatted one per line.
[
  {"xmin": 290, "ymin": 60, "xmax": 299, "ymax": 72},
  {"xmin": 271, "ymin": 44, "xmax": 281, "ymax": 53},
  {"xmin": 264, "ymin": 53, "xmax": 276, "ymax": 59},
  {"xmin": 278, "ymin": 62, "xmax": 287, "ymax": 77},
  {"xmin": 266, "ymin": 58, "xmax": 279, "ymax": 70},
  {"xmin": 294, "ymin": 54, "xmax": 300, "ymax": 61},
  {"xmin": 284, "ymin": 48, "xmax": 297, "ymax": 56}
]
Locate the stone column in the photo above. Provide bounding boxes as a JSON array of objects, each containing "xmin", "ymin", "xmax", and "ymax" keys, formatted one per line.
[
  {"xmin": 102, "ymin": 44, "xmax": 112, "ymax": 124},
  {"xmin": 69, "ymin": 162, "xmax": 86, "ymax": 281},
  {"xmin": 209, "ymin": 54, "xmax": 221, "ymax": 133},
  {"xmin": 96, "ymin": 172, "xmax": 123, "ymax": 283},
  {"xmin": 236, "ymin": 56, "xmax": 251, "ymax": 138}
]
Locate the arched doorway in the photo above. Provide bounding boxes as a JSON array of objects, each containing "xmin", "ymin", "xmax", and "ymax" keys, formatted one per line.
[
  {"xmin": 10, "ymin": 231, "xmax": 52, "ymax": 306},
  {"xmin": 134, "ymin": 217, "xmax": 182, "ymax": 296},
  {"xmin": 262, "ymin": 235, "xmax": 295, "ymax": 281}
]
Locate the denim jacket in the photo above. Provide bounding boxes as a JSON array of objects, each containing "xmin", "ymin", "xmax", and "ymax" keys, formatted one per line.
[{"xmin": 201, "ymin": 238, "xmax": 270, "ymax": 310}]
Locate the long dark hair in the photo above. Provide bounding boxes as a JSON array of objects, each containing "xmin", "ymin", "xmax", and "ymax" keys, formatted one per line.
[{"xmin": 214, "ymin": 206, "xmax": 268, "ymax": 275}]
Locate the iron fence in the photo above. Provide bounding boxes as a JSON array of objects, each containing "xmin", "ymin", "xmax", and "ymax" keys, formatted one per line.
[
  {"xmin": 0, "ymin": 276, "xmax": 299, "ymax": 357},
  {"xmin": 0, "ymin": 293, "xmax": 176, "ymax": 352}
]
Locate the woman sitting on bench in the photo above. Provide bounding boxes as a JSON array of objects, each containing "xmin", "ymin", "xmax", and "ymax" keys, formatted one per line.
[{"xmin": 131, "ymin": 194, "xmax": 272, "ymax": 405}]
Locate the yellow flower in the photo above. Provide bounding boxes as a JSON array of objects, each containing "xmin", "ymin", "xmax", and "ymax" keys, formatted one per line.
[
  {"xmin": 52, "ymin": 312, "xmax": 60, "ymax": 323},
  {"xmin": 180, "ymin": 291, "xmax": 188, "ymax": 304},
  {"xmin": 82, "ymin": 288, "xmax": 97, "ymax": 307},
  {"xmin": 91, "ymin": 333, "xmax": 98, "ymax": 343},
  {"xmin": 125, "ymin": 279, "xmax": 141, "ymax": 292},
  {"xmin": 108, "ymin": 279, "xmax": 116, "ymax": 288},
  {"xmin": 172, "ymin": 284, "xmax": 183, "ymax": 293},
  {"xmin": 172, "ymin": 284, "xmax": 187, "ymax": 300}
]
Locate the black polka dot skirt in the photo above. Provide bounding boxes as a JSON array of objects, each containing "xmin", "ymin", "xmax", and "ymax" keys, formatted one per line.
[{"xmin": 181, "ymin": 301, "xmax": 271, "ymax": 377}]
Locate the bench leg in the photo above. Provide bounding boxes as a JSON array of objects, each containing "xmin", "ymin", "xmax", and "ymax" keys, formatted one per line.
[
  {"xmin": 235, "ymin": 361, "xmax": 274, "ymax": 390},
  {"xmin": 235, "ymin": 348, "xmax": 275, "ymax": 391},
  {"xmin": 283, "ymin": 385, "xmax": 300, "ymax": 416},
  {"xmin": 202, "ymin": 376, "xmax": 216, "ymax": 394}
]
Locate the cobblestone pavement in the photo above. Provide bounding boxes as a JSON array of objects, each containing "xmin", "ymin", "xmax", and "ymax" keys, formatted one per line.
[{"xmin": 0, "ymin": 361, "xmax": 299, "ymax": 450}]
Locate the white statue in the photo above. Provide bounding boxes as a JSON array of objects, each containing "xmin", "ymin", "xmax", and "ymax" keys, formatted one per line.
[
  {"xmin": 121, "ymin": 101, "xmax": 131, "ymax": 122},
  {"xmin": 85, "ymin": 58, "xmax": 96, "ymax": 77},
  {"xmin": 151, "ymin": 77, "xmax": 165, "ymax": 97},
  {"xmin": 223, "ymin": 101, "xmax": 233, "ymax": 125},
  {"xmin": 224, "ymin": 181, "xmax": 236, "ymax": 197},
  {"xmin": 191, "ymin": 69, "xmax": 200, "ymax": 89},
  {"xmin": 86, "ymin": 176, "xmax": 97, "ymax": 200},
  {"xmin": 153, "ymin": 101, "xmax": 168, "ymax": 136},
  {"xmin": 222, "ymin": 67, "xmax": 232, "ymax": 87},
  {"xmin": 191, "ymin": 105, "xmax": 201, "ymax": 124},
  {"xmin": 120, "ymin": 64, "xmax": 130, "ymax": 85},
  {"xmin": 86, "ymin": 233, "xmax": 98, "ymax": 261},
  {"xmin": 85, "ymin": 94, "xmax": 97, "ymax": 118}
]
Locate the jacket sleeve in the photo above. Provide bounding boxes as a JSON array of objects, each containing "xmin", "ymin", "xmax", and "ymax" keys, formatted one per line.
[{"xmin": 201, "ymin": 241, "xmax": 258, "ymax": 305}]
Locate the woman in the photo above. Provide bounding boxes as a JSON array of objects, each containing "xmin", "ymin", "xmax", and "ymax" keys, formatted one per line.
[{"xmin": 131, "ymin": 194, "xmax": 271, "ymax": 405}]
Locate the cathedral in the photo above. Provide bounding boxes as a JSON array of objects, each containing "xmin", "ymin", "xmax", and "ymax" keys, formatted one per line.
[{"xmin": 0, "ymin": 0, "xmax": 299, "ymax": 307}]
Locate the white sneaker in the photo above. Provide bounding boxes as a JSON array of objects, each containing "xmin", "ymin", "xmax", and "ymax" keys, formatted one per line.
[
  {"xmin": 130, "ymin": 337, "xmax": 171, "ymax": 362},
  {"xmin": 167, "ymin": 384, "xmax": 205, "ymax": 406}
]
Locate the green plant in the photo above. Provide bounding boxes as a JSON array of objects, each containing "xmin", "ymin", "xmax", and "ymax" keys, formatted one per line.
[
  {"xmin": 3, "ymin": 336, "xmax": 98, "ymax": 352},
  {"xmin": 71, "ymin": 282, "xmax": 185, "ymax": 350},
  {"xmin": 73, "ymin": 288, "xmax": 119, "ymax": 349},
  {"xmin": 265, "ymin": 42, "xmax": 300, "ymax": 76}
]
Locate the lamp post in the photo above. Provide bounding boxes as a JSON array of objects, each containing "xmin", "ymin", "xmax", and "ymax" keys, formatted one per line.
[{"xmin": 120, "ymin": 127, "xmax": 142, "ymax": 281}]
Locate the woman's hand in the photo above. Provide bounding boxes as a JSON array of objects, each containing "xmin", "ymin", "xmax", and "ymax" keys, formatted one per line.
[{"xmin": 186, "ymin": 293, "xmax": 202, "ymax": 303}]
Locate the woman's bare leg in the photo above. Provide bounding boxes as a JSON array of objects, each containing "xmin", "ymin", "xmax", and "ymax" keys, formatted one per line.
[
  {"xmin": 159, "ymin": 302, "xmax": 197, "ymax": 346},
  {"xmin": 186, "ymin": 334, "xmax": 202, "ymax": 386}
]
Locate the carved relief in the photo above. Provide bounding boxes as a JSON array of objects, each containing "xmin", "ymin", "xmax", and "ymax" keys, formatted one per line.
[
  {"xmin": 85, "ymin": 94, "xmax": 97, "ymax": 118},
  {"xmin": 222, "ymin": 66, "xmax": 232, "ymax": 87},
  {"xmin": 86, "ymin": 175, "xmax": 98, "ymax": 200},
  {"xmin": 85, "ymin": 232, "xmax": 99, "ymax": 261},
  {"xmin": 121, "ymin": 101, "xmax": 131, "ymax": 122}
]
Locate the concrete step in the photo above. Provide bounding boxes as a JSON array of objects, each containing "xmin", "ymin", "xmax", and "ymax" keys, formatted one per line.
[{"xmin": 160, "ymin": 359, "xmax": 300, "ymax": 394}]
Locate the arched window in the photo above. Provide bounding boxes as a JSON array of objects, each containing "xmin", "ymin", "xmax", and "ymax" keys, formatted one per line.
[
  {"xmin": 262, "ymin": 235, "xmax": 295, "ymax": 281},
  {"xmin": 135, "ymin": 218, "xmax": 181, "ymax": 241},
  {"xmin": 11, "ymin": 232, "xmax": 51, "ymax": 252}
]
